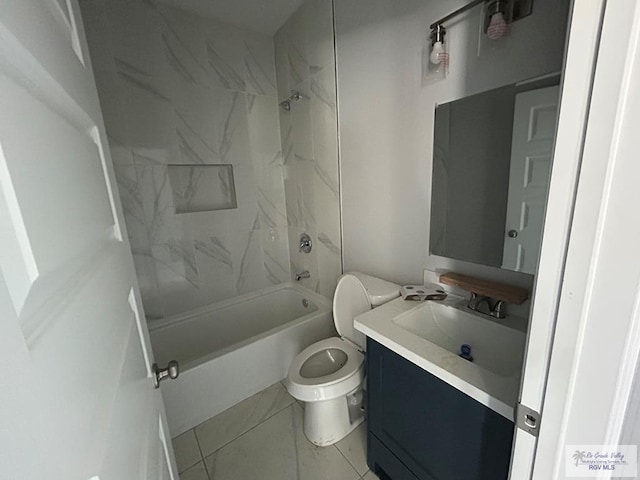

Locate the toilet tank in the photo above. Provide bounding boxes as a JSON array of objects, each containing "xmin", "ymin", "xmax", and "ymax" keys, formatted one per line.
[
  {"xmin": 333, "ymin": 272, "xmax": 400, "ymax": 349},
  {"xmin": 349, "ymin": 272, "xmax": 400, "ymax": 306}
]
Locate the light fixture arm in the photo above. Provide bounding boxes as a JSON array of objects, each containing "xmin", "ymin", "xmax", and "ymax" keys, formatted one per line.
[
  {"xmin": 429, "ymin": 0, "xmax": 533, "ymax": 32},
  {"xmin": 429, "ymin": 0, "xmax": 485, "ymax": 31}
]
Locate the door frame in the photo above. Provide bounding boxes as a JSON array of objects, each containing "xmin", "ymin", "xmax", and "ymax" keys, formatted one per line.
[
  {"xmin": 531, "ymin": 0, "xmax": 640, "ymax": 477},
  {"xmin": 508, "ymin": 0, "xmax": 606, "ymax": 477},
  {"xmin": 510, "ymin": 0, "xmax": 640, "ymax": 478}
]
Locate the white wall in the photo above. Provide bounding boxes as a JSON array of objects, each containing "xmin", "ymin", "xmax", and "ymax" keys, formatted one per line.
[{"xmin": 335, "ymin": 0, "xmax": 570, "ymax": 285}]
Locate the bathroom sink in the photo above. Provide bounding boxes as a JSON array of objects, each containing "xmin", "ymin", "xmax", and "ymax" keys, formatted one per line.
[
  {"xmin": 392, "ymin": 301, "xmax": 525, "ymax": 377},
  {"xmin": 354, "ymin": 296, "xmax": 528, "ymax": 420}
]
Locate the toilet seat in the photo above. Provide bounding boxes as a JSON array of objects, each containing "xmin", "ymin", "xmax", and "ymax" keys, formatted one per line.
[{"xmin": 287, "ymin": 337, "xmax": 365, "ymax": 402}]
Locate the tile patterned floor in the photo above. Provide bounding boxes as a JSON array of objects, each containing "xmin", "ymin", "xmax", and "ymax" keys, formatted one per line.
[{"xmin": 173, "ymin": 382, "xmax": 379, "ymax": 480}]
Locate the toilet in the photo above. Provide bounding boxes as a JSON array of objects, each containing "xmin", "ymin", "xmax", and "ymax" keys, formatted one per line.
[{"xmin": 286, "ymin": 272, "xmax": 400, "ymax": 446}]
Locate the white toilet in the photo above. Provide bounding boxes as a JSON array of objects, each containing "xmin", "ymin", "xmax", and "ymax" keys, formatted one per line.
[{"xmin": 286, "ymin": 272, "xmax": 400, "ymax": 446}]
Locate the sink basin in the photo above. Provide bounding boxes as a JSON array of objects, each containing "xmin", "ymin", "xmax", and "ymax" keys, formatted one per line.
[
  {"xmin": 393, "ymin": 301, "xmax": 525, "ymax": 377},
  {"xmin": 354, "ymin": 296, "xmax": 528, "ymax": 420}
]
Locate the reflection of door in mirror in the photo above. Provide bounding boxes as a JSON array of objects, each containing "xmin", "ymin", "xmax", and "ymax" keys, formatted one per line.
[{"xmin": 502, "ymin": 86, "xmax": 559, "ymax": 274}]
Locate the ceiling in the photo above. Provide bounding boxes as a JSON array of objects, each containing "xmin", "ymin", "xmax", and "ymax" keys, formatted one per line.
[{"xmin": 156, "ymin": 0, "xmax": 306, "ymax": 35}]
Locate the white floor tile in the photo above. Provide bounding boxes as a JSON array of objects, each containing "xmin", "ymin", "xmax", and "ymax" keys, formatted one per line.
[
  {"xmin": 179, "ymin": 461, "xmax": 209, "ymax": 480},
  {"xmin": 335, "ymin": 422, "xmax": 368, "ymax": 475},
  {"xmin": 361, "ymin": 470, "xmax": 380, "ymax": 480},
  {"xmin": 195, "ymin": 381, "xmax": 295, "ymax": 456},
  {"xmin": 172, "ymin": 429, "xmax": 202, "ymax": 473},
  {"xmin": 204, "ymin": 403, "xmax": 361, "ymax": 480}
]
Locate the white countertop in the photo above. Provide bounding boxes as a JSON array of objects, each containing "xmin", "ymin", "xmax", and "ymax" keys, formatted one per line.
[{"xmin": 355, "ymin": 296, "xmax": 526, "ymax": 420}]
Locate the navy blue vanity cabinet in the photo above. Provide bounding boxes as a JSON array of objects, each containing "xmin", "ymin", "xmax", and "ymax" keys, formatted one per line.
[{"xmin": 366, "ymin": 338, "xmax": 514, "ymax": 480}]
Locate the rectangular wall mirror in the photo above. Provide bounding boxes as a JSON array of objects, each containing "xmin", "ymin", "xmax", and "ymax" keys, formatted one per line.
[{"xmin": 429, "ymin": 74, "xmax": 561, "ymax": 275}]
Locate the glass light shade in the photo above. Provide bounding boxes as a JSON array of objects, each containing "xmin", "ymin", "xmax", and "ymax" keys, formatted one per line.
[
  {"xmin": 487, "ymin": 11, "xmax": 509, "ymax": 40},
  {"xmin": 430, "ymin": 41, "xmax": 445, "ymax": 64}
]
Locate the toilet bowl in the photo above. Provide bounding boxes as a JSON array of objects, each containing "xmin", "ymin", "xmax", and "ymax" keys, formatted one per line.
[{"xmin": 285, "ymin": 272, "xmax": 400, "ymax": 446}]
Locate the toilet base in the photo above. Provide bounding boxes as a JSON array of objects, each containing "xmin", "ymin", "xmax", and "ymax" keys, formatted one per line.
[{"xmin": 302, "ymin": 387, "xmax": 365, "ymax": 446}]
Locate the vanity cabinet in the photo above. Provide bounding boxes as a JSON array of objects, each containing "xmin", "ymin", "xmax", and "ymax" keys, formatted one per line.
[{"xmin": 366, "ymin": 339, "xmax": 514, "ymax": 480}]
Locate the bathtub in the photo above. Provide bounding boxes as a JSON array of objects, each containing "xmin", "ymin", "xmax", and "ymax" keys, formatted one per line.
[{"xmin": 149, "ymin": 282, "xmax": 336, "ymax": 437}]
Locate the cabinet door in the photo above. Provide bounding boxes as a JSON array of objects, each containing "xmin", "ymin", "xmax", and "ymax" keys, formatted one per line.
[{"xmin": 367, "ymin": 339, "xmax": 514, "ymax": 480}]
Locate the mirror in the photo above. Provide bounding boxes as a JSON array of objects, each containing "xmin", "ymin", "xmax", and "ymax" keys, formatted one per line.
[{"xmin": 429, "ymin": 75, "xmax": 560, "ymax": 275}]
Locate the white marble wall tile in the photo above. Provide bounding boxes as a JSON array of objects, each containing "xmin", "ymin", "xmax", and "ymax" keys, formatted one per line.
[
  {"xmin": 274, "ymin": 27, "xmax": 291, "ymax": 102},
  {"xmin": 81, "ymin": 0, "xmax": 116, "ymax": 74},
  {"xmin": 286, "ymin": 6, "xmax": 311, "ymax": 86},
  {"xmin": 104, "ymin": 0, "xmax": 166, "ymax": 85},
  {"xmin": 278, "ymin": 109, "xmax": 295, "ymax": 165},
  {"xmin": 296, "ymin": 161, "xmax": 317, "ymax": 231},
  {"xmin": 283, "ymin": 162, "xmax": 317, "ymax": 232},
  {"xmin": 158, "ymin": 6, "xmax": 209, "ymax": 87},
  {"xmin": 306, "ymin": 0, "xmax": 335, "ymax": 73},
  {"xmin": 117, "ymin": 62, "xmax": 178, "ymax": 164},
  {"xmin": 261, "ymin": 227, "xmax": 291, "ymax": 285},
  {"xmin": 155, "ymin": 270, "xmax": 206, "ymax": 317},
  {"xmin": 133, "ymin": 158, "xmax": 175, "ymax": 244},
  {"xmin": 291, "ymin": 80, "xmax": 313, "ymax": 163},
  {"xmin": 243, "ymin": 33, "xmax": 277, "ymax": 96},
  {"xmin": 247, "ymin": 94, "xmax": 282, "ymax": 167},
  {"xmin": 310, "ymin": 66, "xmax": 339, "ymax": 194},
  {"xmin": 168, "ymin": 165, "xmax": 237, "ymax": 213},
  {"xmin": 193, "ymin": 233, "xmax": 238, "ymax": 303},
  {"xmin": 316, "ymin": 235, "xmax": 341, "ymax": 298},
  {"xmin": 205, "ymin": 20, "xmax": 248, "ymax": 92},
  {"xmin": 274, "ymin": 0, "xmax": 341, "ymax": 298},
  {"xmin": 258, "ymin": 187, "xmax": 287, "ymax": 229},
  {"xmin": 87, "ymin": 0, "xmax": 293, "ymax": 319},
  {"xmin": 288, "ymin": 226, "xmax": 320, "ymax": 292},
  {"xmin": 151, "ymin": 237, "xmax": 199, "ymax": 289},
  {"xmin": 231, "ymin": 163, "xmax": 260, "ymax": 232},
  {"xmin": 232, "ymin": 215, "xmax": 268, "ymax": 294},
  {"xmin": 211, "ymin": 89, "xmax": 251, "ymax": 165}
]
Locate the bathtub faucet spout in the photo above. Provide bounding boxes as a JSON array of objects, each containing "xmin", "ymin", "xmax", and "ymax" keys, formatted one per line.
[{"xmin": 295, "ymin": 270, "xmax": 310, "ymax": 281}]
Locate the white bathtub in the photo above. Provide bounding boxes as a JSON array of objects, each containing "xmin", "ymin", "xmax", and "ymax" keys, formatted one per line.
[{"xmin": 149, "ymin": 283, "xmax": 336, "ymax": 437}]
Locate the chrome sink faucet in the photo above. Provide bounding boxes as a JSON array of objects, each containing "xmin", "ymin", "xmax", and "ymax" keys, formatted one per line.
[{"xmin": 467, "ymin": 292, "xmax": 506, "ymax": 319}]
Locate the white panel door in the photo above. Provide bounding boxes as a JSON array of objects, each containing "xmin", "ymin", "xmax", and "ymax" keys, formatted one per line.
[
  {"xmin": 502, "ymin": 86, "xmax": 559, "ymax": 275},
  {"xmin": 508, "ymin": 1, "xmax": 605, "ymax": 478},
  {"xmin": 0, "ymin": 1, "xmax": 177, "ymax": 479}
]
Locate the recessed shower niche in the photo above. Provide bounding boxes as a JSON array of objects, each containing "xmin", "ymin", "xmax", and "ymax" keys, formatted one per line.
[{"xmin": 167, "ymin": 164, "xmax": 237, "ymax": 214}]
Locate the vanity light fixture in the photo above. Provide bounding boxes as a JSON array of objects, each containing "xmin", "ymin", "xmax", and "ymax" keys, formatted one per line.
[
  {"xmin": 486, "ymin": 1, "xmax": 509, "ymax": 40},
  {"xmin": 429, "ymin": 0, "xmax": 533, "ymax": 45},
  {"xmin": 429, "ymin": 24, "xmax": 447, "ymax": 65}
]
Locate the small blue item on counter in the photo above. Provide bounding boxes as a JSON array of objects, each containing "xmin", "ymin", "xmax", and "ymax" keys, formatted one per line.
[{"xmin": 459, "ymin": 344, "xmax": 473, "ymax": 362}]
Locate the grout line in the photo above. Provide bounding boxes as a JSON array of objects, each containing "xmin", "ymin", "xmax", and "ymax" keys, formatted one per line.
[
  {"xmin": 174, "ymin": 430, "xmax": 202, "ymax": 474},
  {"xmin": 192, "ymin": 427, "xmax": 207, "ymax": 463},
  {"xmin": 198, "ymin": 399, "xmax": 297, "ymax": 458},
  {"xmin": 200, "ymin": 403, "xmax": 298, "ymax": 468},
  {"xmin": 333, "ymin": 442, "xmax": 363, "ymax": 478}
]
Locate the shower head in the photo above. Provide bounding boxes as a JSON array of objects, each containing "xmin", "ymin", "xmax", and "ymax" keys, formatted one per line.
[{"xmin": 279, "ymin": 90, "xmax": 304, "ymax": 111}]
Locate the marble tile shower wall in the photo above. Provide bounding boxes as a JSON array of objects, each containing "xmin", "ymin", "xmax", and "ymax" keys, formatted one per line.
[
  {"xmin": 274, "ymin": 0, "xmax": 343, "ymax": 298},
  {"xmin": 81, "ymin": 0, "xmax": 291, "ymax": 319}
]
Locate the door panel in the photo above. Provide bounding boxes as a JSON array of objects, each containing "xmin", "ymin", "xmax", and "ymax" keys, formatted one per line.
[
  {"xmin": 0, "ymin": 1, "xmax": 176, "ymax": 478},
  {"xmin": 502, "ymin": 86, "xmax": 559, "ymax": 275}
]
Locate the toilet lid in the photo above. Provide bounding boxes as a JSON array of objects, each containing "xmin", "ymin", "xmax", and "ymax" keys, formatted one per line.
[{"xmin": 332, "ymin": 274, "xmax": 370, "ymax": 349}]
